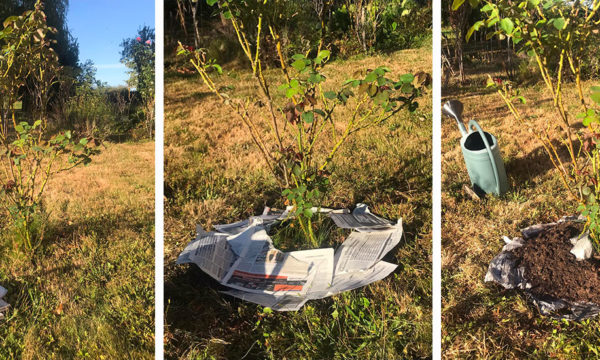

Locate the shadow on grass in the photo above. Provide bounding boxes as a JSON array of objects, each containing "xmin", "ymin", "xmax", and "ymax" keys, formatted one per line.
[
  {"xmin": 164, "ymin": 264, "xmax": 266, "ymax": 360},
  {"xmin": 505, "ymin": 138, "xmax": 574, "ymax": 188},
  {"xmin": 166, "ymin": 91, "xmax": 213, "ymax": 107},
  {"xmin": 444, "ymin": 287, "xmax": 555, "ymax": 357}
]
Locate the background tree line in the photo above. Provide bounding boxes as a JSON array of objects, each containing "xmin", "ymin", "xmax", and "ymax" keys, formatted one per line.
[
  {"xmin": 0, "ymin": 0, "xmax": 155, "ymax": 141},
  {"xmin": 164, "ymin": 0, "xmax": 432, "ymax": 67}
]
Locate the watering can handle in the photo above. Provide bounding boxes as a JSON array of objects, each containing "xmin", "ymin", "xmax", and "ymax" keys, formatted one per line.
[{"xmin": 468, "ymin": 119, "xmax": 501, "ymax": 195}]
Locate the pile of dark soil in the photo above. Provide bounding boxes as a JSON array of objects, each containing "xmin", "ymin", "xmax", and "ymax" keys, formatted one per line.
[{"xmin": 512, "ymin": 222, "xmax": 600, "ymax": 304}]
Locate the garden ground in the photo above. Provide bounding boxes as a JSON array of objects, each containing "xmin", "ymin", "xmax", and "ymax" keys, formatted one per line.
[
  {"xmin": 442, "ymin": 59, "xmax": 600, "ymax": 358},
  {"xmin": 0, "ymin": 141, "xmax": 155, "ymax": 359},
  {"xmin": 164, "ymin": 45, "xmax": 433, "ymax": 359}
]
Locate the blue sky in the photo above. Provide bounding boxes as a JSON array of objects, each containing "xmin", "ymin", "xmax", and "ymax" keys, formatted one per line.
[{"xmin": 67, "ymin": 1, "xmax": 155, "ymax": 87}]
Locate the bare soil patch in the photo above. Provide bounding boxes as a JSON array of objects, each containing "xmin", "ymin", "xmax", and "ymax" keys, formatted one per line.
[{"xmin": 513, "ymin": 222, "xmax": 600, "ymax": 304}]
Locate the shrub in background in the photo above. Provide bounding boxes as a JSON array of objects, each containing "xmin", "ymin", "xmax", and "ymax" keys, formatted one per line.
[{"xmin": 120, "ymin": 27, "xmax": 156, "ymax": 139}]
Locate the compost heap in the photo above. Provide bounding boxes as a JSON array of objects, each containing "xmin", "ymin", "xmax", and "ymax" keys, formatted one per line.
[
  {"xmin": 177, "ymin": 204, "xmax": 402, "ymax": 311},
  {"xmin": 485, "ymin": 216, "xmax": 600, "ymax": 320},
  {"xmin": 0, "ymin": 286, "xmax": 8, "ymax": 320}
]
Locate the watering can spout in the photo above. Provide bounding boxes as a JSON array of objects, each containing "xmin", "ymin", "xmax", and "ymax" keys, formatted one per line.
[{"xmin": 442, "ymin": 100, "xmax": 468, "ymax": 137}]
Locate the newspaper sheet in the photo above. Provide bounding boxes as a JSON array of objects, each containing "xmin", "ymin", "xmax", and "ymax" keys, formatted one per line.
[
  {"xmin": 222, "ymin": 229, "xmax": 314, "ymax": 294},
  {"xmin": 176, "ymin": 232, "xmax": 236, "ymax": 282},
  {"xmin": 0, "ymin": 300, "xmax": 8, "ymax": 312},
  {"xmin": 221, "ymin": 290, "xmax": 308, "ymax": 311},
  {"xmin": 329, "ymin": 204, "xmax": 393, "ymax": 231},
  {"xmin": 179, "ymin": 204, "xmax": 402, "ymax": 311},
  {"xmin": 214, "ymin": 207, "xmax": 292, "ymax": 235},
  {"xmin": 288, "ymin": 248, "xmax": 334, "ymax": 299},
  {"xmin": 333, "ymin": 222, "xmax": 402, "ymax": 274},
  {"xmin": 327, "ymin": 261, "xmax": 398, "ymax": 296},
  {"xmin": 0, "ymin": 286, "xmax": 8, "ymax": 319}
]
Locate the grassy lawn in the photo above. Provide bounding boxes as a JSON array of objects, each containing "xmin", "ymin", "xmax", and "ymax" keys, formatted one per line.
[
  {"xmin": 442, "ymin": 60, "xmax": 600, "ymax": 358},
  {"xmin": 0, "ymin": 141, "xmax": 155, "ymax": 359},
  {"xmin": 164, "ymin": 46, "xmax": 433, "ymax": 359}
]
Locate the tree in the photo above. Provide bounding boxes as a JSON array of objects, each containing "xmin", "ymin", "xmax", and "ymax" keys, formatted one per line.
[
  {"xmin": 0, "ymin": 0, "xmax": 79, "ymax": 67},
  {"xmin": 120, "ymin": 27, "xmax": 155, "ymax": 138}
]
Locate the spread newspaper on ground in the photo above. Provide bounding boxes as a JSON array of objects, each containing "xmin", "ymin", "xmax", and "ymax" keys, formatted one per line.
[
  {"xmin": 0, "ymin": 286, "xmax": 9, "ymax": 320},
  {"xmin": 177, "ymin": 204, "xmax": 403, "ymax": 311}
]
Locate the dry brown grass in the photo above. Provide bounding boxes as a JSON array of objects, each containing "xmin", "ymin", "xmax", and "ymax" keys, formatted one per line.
[
  {"xmin": 442, "ymin": 60, "xmax": 600, "ymax": 358},
  {"xmin": 165, "ymin": 47, "xmax": 433, "ymax": 359}
]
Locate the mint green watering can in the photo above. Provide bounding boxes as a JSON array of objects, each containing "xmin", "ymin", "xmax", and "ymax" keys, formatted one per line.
[{"xmin": 443, "ymin": 100, "xmax": 508, "ymax": 196}]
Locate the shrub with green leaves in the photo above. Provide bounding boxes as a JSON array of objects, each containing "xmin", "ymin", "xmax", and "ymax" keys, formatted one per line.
[
  {"xmin": 577, "ymin": 86, "xmax": 600, "ymax": 250},
  {"xmin": 179, "ymin": 0, "xmax": 422, "ymax": 246},
  {"xmin": 466, "ymin": 0, "xmax": 600, "ymax": 249},
  {"xmin": 0, "ymin": 1, "xmax": 98, "ymax": 251}
]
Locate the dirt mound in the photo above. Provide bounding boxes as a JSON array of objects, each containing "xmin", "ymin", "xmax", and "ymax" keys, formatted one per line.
[{"xmin": 512, "ymin": 222, "xmax": 600, "ymax": 304}]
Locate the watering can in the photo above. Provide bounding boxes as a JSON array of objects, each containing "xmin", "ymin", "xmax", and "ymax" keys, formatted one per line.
[{"xmin": 443, "ymin": 100, "xmax": 508, "ymax": 196}]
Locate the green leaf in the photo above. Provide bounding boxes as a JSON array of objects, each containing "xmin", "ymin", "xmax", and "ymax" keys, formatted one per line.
[
  {"xmin": 302, "ymin": 111, "xmax": 314, "ymax": 123},
  {"xmin": 292, "ymin": 165, "xmax": 301, "ymax": 177},
  {"xmin": 291, "ymin": 59, "xmax": 306, "ymax": 72},
  {"xmin": 308, "ymin": 73, "xmax": 324, "ymax": 84},
  {"xmin": 452, "ymin": 0, "xmax": 466, "ymax": 10},
  {"xmin": 582, "ymin": 116, "xmax": 593, "ymax": 126},
  {"xmin": 211, "ymin": 64, "xmax": 223, "ymax": 74},
  {"xmin": 500, "ymin": 18, "xmax": 514, "ymax": 35},
  {"xmin": 324, "ymin": 91, "xmax": 337, "ymax": 99},
  {"xmin": 303, "ymin": 208, "xmax": 313, "ymax": 218},
  {"xmin": 262, "ymin": 307, "xmax": 273, "ymax": 314},
  {"xmin": 291, "ymin": 54, "xmax": 305, "ymax": 61},
  {"xmin": 286, "ymin": 87, "xmax": 298, "ymax": 98},
  {"xmin": 466, "ymin": 21, "xmax": 484, "ymax": 42},
  {"xmin": 313, "ymin": 109, "xmax": 326, "ymax": 117},
  {"xmin": 367, "ymin": 84, "xmax": 378, "ymax": 97},
  {"xmin": 401, "ymin": 83, "xmax": 414, "ymax": 94},
  {"xmin": 364, "ymin": 71, "xmax": 377, "ymax": 83},
  {"xmin": 591, "ymin": 92, "xmax": 600, "ymax": 104},
  {"xmin": 316, "ymin": 49, "xmax": 330, "ymax": 61},
  {"xmin": 206, "ymin": 0, "xmax": 218, "ymax": 5},
  {"xmin": 552, "ymin": 17, "xmax": 565, "ymax": 30},
  {"xmin": 400, "ymin": 73, "xmax": 414, "ymax": 83},
  {"xmin": 331, "ymin": 309, "xmax": 339, "ymax": 319}
]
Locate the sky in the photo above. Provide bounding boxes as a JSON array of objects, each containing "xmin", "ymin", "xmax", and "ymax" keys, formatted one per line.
[{"xmin": 67, "ymin": 0, "xmax": 155, "ymax": 87}]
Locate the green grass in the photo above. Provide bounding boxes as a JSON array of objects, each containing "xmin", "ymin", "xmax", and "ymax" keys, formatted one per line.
[
  {"xmin": 0, "ymin": 142, "xmax": 155, "ymax": 359},
  {"xmin": 441, "ymin": 57, "xmax": 600, "ymax": 358},
  {"xmin": 164, "ymin": 47, "xmax": 433, "ymax": 359}
]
